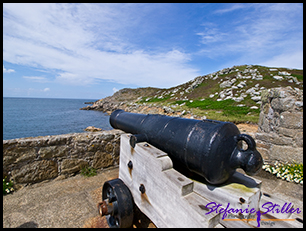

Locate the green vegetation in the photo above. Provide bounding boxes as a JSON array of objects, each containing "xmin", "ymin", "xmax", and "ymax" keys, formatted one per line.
[
  {"xmin": 80, "ymin": 166, "xmax": 97, "ymax": 177},
  {"xmin": 139, "ymin": 96, "xmax": 170, "ymax": 103},
  {"xmin": 174, "ymin": 99, "xmax": 260, "ymax": 123},
  {"xmin": 3, "ymin": 177, "xmax": 14, "ymax": 195},
  {"xmin": 291, "ymin": 73, "xmax": 303, "ymax": 81},
  {"xmin": 262, "ymin": 161, "xmax": 303, "ymax": 184},
  {"xmin": 177, "ymin": 99, "xmax": 241, "ymax": 111}
]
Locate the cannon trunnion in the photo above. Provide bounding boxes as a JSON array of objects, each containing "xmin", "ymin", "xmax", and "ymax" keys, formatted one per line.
[{"xmin": 109, "ymin": 109, "xmax": 263, "ymax": 185}]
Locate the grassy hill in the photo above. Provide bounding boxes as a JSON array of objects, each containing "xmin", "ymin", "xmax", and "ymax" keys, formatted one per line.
[
  {"xmin": 138, "ymin": 65, "xmax": 303, "ymax": 123},
  {"xmin": 88, "ymin": 65, "xmax": 303, "ymax": 124}
]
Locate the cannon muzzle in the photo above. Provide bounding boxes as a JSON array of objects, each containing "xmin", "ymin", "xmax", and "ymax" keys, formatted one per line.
[{"xmin": 110, "ymin": 109, "xmax": 263, "ymax": 185}]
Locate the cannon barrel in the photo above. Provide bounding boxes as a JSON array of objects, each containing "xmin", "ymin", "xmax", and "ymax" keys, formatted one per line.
[{"xmin": 110, "ymin": 109, "xmax": 263, "ymax": 185}]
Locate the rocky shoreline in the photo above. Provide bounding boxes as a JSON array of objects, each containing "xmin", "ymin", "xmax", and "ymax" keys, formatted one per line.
[{"xmin": 81, "ymin": 99, "xmax": 204, "ymax": 120}]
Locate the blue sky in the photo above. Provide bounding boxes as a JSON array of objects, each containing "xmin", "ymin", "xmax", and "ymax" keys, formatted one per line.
[{"xmin": 3, "ymin": 3, "xmax": 303, "ymax": 99}]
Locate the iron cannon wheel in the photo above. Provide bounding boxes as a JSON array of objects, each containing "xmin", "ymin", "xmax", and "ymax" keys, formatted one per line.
[{"xmin": 102, "ymin": 178, "xmax": 134, "ymax": 228}]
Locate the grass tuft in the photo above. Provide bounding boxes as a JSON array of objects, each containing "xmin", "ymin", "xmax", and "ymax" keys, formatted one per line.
[{"xmin": 80, "ymin": 166, "xmax": 97, "ymax": 177}]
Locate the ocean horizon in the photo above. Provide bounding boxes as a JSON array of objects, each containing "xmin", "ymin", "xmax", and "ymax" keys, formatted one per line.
[{"xmin": 3, "ymin": 97, "xmax": 112, "ymax": 140}]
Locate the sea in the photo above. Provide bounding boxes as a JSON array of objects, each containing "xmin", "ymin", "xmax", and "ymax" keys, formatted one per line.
[{"xmin": 3, "ymin": 97, "xmax": 113, "ymax": 140}]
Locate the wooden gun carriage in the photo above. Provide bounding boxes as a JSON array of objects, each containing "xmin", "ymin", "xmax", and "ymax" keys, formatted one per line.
[{"xmin": 97, "ymin": 110, "xmax": 302, "ymax": 228}]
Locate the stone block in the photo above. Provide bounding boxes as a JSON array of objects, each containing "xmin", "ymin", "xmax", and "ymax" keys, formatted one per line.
[
  {"xmin": 11, "ymin": 160, "xmax": 58, "ymax": 184},
  {"xmin": 3, "ymin": 147, "xmax": 37, "ymax": 165},
  {"xmin": 61, "ymin": 159, "xmax": 88, "ymax": 175},
  {"xmin": 82, "ymin": 151, "xmax": 95, "ymax": 159},
  {"xmin": 257, "ymin": 111, "xmax": 265, "ymax": 128},
  {"xmin": 258, "ymin": 113, "xmax": 272, "ymax": 133},
  {"xmin": 15, "ymin": 139, "xmax": 34, "ymax": 147},
  {"xmin": 28, "ymin": 138, "xmax": 49, "ymax": 147},
  {"xmin": 280, "ymin": 111, "xmax": 303, "ymax": 129},
  {"xmin": 73, "ymin": 134, "xmax": 91, "ymax": 143},
  {"xmin": 92, "ymin": 151, "xmax": 114, "ymax": 169},
  {"xmin": 275, "ymin": 127, "xmax": 302, "ymax": 138},
  {"xmin": 16, "ymin": 148, "xmax": 37, "ymax": 163},
  {"xmin": 113, "ymin": 143, "xmax": 120, "ymax": 157},
  {"xmin": 255, "ymin": 132, "xmax": 292, "ymax": 145},
  {"xmin": 271, "ymin": 97, "xmax": 295, "ymax": 112},
  {"xmin": 87, "ymin": 143, "xmax": 102, "ymax": 152},
  {"xmin": 293, "ymin": 132, "xmax": 303, "ymax": 147},
  {"xmin": 101, "ymin": 133, "xmax": 115, "ymax": 142},
  {"xmin": 38, "ymin": 145, "xmax": 69, "ymax": 159},
  {"xmin": 70, "ymin": 145, "xmax": 85, "ymax": 157},
  {"xmin": 93, "ymin": 132, "xmax": 115, "ymax": 142},
  {"xmin": 104, "ymin": 142, "xmax": 114, "ymax": 153},
  {"xmin": 270, "ymin": 145, "xmax": 303, "ymax": 164},
  {"xmin": 260, "ymin": 89, "xmax": 269, "ymax": 104},
  {"xmin": 47, "ymin": 135, "xmax": 69, "ymax": 146},
  {"xmin": 255, "ymin": 140, "xmax": 271, "ymax": 150},
  {"xmin": 3, "ymin": 139, "xmax": 18, "ymax": 149},
  {"xmin": 295, "ymin": 101, "xmax": 303, "ymax": 108},
  {"xmin": 262, "ymin": 103, "xmax": 270, "ymax": 114}
]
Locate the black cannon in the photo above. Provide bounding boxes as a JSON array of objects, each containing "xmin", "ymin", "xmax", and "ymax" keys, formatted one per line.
[{"xmin": 110, "ymin": 109, "xmax": 263, "ymax": 185}]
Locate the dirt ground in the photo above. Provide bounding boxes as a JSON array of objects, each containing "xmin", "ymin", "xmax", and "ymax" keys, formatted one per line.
[
  {"xmin": 3, "ymin": 166, "xmax": 156, "ymax": 228},
  {"xmin": 236, "ymin": 123, "xmax": 258, "ymax": 138},
  {"xmin": 4, "ymin": 162, "xmax": 302, "ymax": 228}
]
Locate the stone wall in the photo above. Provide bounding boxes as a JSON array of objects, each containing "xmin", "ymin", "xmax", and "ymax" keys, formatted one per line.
[
  {"xmin": 255, "ymin": 86, "xmax": 303, "ymax": 164},
  {"xmin": 3, "ymin": 129, "xmax": 124, "ymax": 187}
]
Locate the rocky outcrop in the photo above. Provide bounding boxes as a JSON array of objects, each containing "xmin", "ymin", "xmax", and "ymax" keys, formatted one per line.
[
  {"xmin": 80, "ymin": 87, "xmax": 160, "ymax": 113},
  {"xmin": 80, "ymin": 65, "xmax": 303, "ymax": 122},
  {"xmin": 81, "ymin": 98, "xmax": 204, "ymax": 120},
  {"xmin": 84, "ymin": 126, "xmax": 102, "ymax": 132},
  {"xmin": 255, "ymin": 86, "xmax": 303, "ymax": 164},
  {"xmin": 3, "ymin": 130, "xmax": 124, "ymax": 187}
]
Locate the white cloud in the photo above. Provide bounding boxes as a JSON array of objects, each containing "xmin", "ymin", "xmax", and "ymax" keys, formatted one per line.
[
  {"xmin": 27, "ymin": 87, "xmax": 51, "ymax": 94},
  {"xmin": 3, "ymin": 65, "xmax": 15, "ymax": 73},
  {"xmin": 196, "ymin": 24, "xmax": 228, "ymax": 45},
  {"xmin": 259, "ymin": 51, "xmax": 303, "ymax": 69},
  {"xmin": 113, "ymin": 87, "xmax": 119, "ymax": 93},
  {"xmin": 196, "ymin": 3, "xmax": 303, "ymax": 67},
  {"xmin": 23, "ymin": 76, "xmax": 49, "ymax": 83},
  {"xmin": 3, "ymin": 3, "xmax": 199, "ymax": 88},
  {"xmin": 213, "ymin": 3, "xmax": 251, "ymax": 14}
]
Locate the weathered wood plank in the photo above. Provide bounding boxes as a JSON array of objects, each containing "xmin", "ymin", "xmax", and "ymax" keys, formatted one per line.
[
  {"xmin": 119, "ymin": 133, "xmax": 220, "ymax": 228},
  {"xmin": 117, "ymin": 133, "xmax": 301, "ymax": 228}
]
